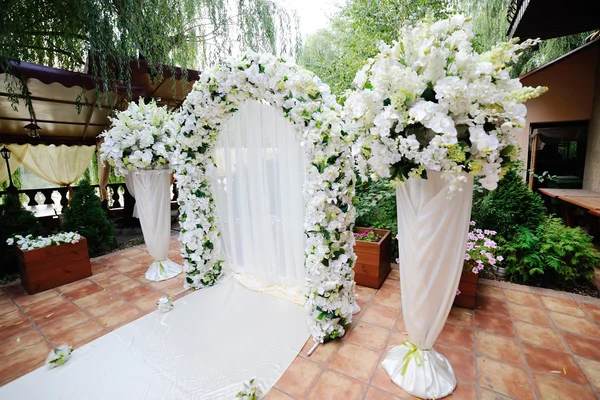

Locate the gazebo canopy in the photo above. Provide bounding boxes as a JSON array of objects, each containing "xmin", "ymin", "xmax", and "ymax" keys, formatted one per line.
[{"xmin": 0, "ymin": 61, "xmax": 200, "ymax": 145}]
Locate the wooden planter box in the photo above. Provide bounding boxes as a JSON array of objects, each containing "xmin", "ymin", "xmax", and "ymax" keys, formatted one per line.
[
  {"xmin": 17, "ymin": 238, "xmax": 92, "ymax": 295},
  {"xmin": 353, "ymin": 227, "xmax": 392, "ymax": 289},
  {"xmin": 453, "ymin": 271, "xmax": 479, "ymax": 309}
]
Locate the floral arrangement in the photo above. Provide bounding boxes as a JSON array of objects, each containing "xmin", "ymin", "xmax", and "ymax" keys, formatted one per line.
[
  {"xmin": 7, "ymin": 232, "xmax": 81, "ymax": 251},
  {"xmin": 157, "ymin": 296, "xmax": 174, "ymax": 313},
  {"xmin": 354, "ymin": 228, "xmax": 382, "ymax": 243},
  {"xmin": 343, "ymin": 15, "xmax": 547, "ymax": 193},
  {"xmin": 100, "ymin": 99, "xmax": 178, "ymax": 177},
  {"xmin": 46, "ymin": 344, "xmax": 73, "ymax": 368},
  {"xmin": 236, "ymin": 378, "xmax": 262, "ymax": 400},
  {"xmin": 173, "ymin": 52, "xmax": 357, "ymax": 343},
  {"xmin": 464, "ymin": 221, "xmax": 502, "ymax": 274}
]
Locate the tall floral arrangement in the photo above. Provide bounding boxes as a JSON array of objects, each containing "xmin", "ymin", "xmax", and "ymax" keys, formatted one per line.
[
  {"xmin": 343, "ymin": 15, "xmax": 547, "ymax": 192},
  {"xmin": 100, "ymin": 99, "xmax": 178, "ymax": 176},
  {"xmin": 173, "ymin": 52, "xmax": 357, "ymax": 343}
]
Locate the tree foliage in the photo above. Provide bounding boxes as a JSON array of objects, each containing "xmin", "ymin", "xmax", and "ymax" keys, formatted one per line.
[{"xmin": 1, "ymin": 0, "xmax": 300, "ymax": 105}]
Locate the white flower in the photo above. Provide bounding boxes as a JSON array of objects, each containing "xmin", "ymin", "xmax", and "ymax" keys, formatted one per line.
[
  {"xmin": 157, "ymin": 297, "xmax": 174, "ymax": 313},
  {"xmin": 46, "ymin": 345, "xmax": 73, "ymax": 368},
  {"xmin": 9, "ymin": 232, "xmax": 81, "ymax": 250}
]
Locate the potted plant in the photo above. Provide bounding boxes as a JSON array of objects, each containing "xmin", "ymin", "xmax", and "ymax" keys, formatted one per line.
[
  {"xmin": 7, "ymin": 232, "xmax": 92, "ymax": 294},
  {"xmin": 353, "ymin": 227, "xmax": 392, "ymax": 289},
  {"xmin": 454, "ymin": 222, "xmax": 502, "ymax": 309}
]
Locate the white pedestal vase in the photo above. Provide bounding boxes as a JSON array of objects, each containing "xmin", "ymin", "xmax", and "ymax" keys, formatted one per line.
[
  {"xmin": 382, "ymin": 171, "xmax": 473, "ymax": 399},
  {"xmin": 128, "ymin": 169, "xmax": 182, "ymax": 282}
]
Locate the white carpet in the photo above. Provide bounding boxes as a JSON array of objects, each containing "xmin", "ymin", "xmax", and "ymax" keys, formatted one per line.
[{"xmin": 0, "ymin": 279, "xmax": 309, "ymax": 399}]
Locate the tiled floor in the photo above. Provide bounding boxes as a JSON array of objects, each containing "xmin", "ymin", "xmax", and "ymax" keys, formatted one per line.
[{"xmin": 2, "ymin": 242, "xmax": 600, "ymax": 399}]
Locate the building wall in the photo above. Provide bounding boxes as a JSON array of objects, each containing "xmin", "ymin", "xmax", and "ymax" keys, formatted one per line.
[
  {"xmin": 583, "ymin": 57, "xmax": 600, "ymax": 190},
  {"xmin": 517, "ymin": 45, "xmax": 599, "ymax": 165}
]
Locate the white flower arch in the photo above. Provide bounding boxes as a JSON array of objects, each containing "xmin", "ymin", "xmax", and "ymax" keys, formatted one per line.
[{"xmin": 173, "ymin": 53, "xmax": 357, "ymax": 342}]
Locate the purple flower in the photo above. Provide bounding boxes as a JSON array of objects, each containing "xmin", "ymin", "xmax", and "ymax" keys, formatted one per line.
[
  {"xmin": 465, "ymin": 254, "xmax": 471, "ymax": 261},
  {"xmin": 469, "ymin": 221, "xmax": 476, "ymax": 226},
  {"xmin": 472, "ymin": 267, "xmax": 479, "ymax": 274},
  {"xmin": 497, "ymin": 255, "xmax": 504, "ymax": 262},
  {"xmin": 456, "ymin": 289, "xmax": 461, "ymax": 295}
]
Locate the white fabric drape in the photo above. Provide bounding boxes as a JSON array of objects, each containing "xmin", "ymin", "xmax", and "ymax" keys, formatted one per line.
[
  {"xmin": 129, "ymin": 169, "xmax": 181, "ymax": 281},
  {"xmin": 0, "ymin": 144, "xmax": 27, "ymax": 184},
  {"xmin": 211, "ymin": 100, "xmax": 307, "ymax": 303},
  {"xmin": 382, "ymin": 171, "xmax": 473, "ymax": 399},
  {"xmin": 7, "ymin": 144, "xmax": 95, "ymax": 187},
  {"xmin": 124, "ymin": 173, "xmax": 139, "ymax": 218}
]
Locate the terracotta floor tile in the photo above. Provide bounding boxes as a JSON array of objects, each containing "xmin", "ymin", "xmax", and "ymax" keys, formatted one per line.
[
  {"xmin": 437, "ymin": 322, "xmax": 475, "ymax": 351},
  {"xmin": 0, "ymin": 299, "xmax": 18, "ymax": 317},
  {"xmin": 371, "ymin": 365, "xmax": 411, "ymax": 398},
  {"xmin": 364, "ymin": 386, "xmax": 403, "ymax": 400},
  {"xmin": 503, "ymin": 289, "xmax": 542, "ymax": 308},
  {"xmin": 435, "ymin": 343, "xmax": 476, "ymax": 383},
  {"xmin": 20, "ymin": 292, "xmax": 67, "ymax": 315},
  {"xmin": 476, "ymin": 297, "xmax": 510, "ymax": 317},
  {"xmin": 28, "ymin": 301, "xmax": 79, "ymax": 326},
  {"xmin": 2, "ymin": 283, "xmax": 28, "ymax": 299},
  {"xmin": 73, "ymin": 289, "xmax": 114, "ymax": 308},
  {"xmin": 522, "ymin": 343, "xmax": 588, "ymax": 385},
  {"xmin": 533, "ymin": 373, "xmax": 596, "ymax": 400},
  {"xmin": 479, "ymin": 388, "xmax": 514, "ymax": 400},
  {"xmin": 13, "ymin": 289, "xmax": 59, "ymax": 308},
  {"xmin": 63, "ymin": 282, "xmax": 103, "ymax": 302},
  {"xmin": 577, "ymin": 357, "xmax": 600, "ymax": 392},
  {"xmin": 114, "ymin": 261, "xmax": 145, "ymax": 274},
  {"xmin": 0, "ymin": 340, "xmax": 51, "ymax": 383},
  {"xmin": 133, "ymin": 293, "xmax": 162, "ymax": 312},
  {"xmin": 306, "ymin": 369, "xmax": 366, "ymax": 400},
  {"xmin": 541, "ymin": 296, "xmax": 586, "ymax": 317},
  {"xmin": 56, "ymin": 278, "xmax": 95, "ymax": 294},
  {"xmin": 106, "ymin": 278, "xmax": 144, "ymax": 295},
  {"xmin": 48, "ymin": 320, "xmax": 105, "ymax": 348},
  {"xmin": 89, "ymin": 269, "xmax": 121, "ymax": 285},
  {"xmin": 550, "ymin": 312, "xmax": 600, "ymax": 338},
  {"xmin": 85, "ymin": 297, "xmax": 127, "ymax": 319},
  {"xmin": 446, "ymin": 382, "xmax": 478, "ymax": 399},
  {"xmin": 387, "ymin": 331, "xmax": 409, "ymax": 350},
  {"xmin": 379, "ymin": 279, "xmax": 400, "ymax": 293},
  {"xmin": 329, "ymin": 342, "xmax": 380, "ymax": 382},
  {"xmin": 274, "ymin": 357, "xmax": 322, "ymax": 398},
  {"xmin": 361, "ymin": 304, "xmax": 399, "ymax": 329},
  {"xmin": 0, "ymin": 328, "xmax": 45, "ymax": 358},
  {"xmin": 562, "ymin": 332, "xmax": 600, "ymax": 362},
  {"xmin": 346, "ymin": 321, "xmax": 390, "ymax": 352},
  {"xmin": 477, "ymin": 357, "xmax": 536, "ymax": 400},
  {"xmin": 119, "ymin": 285, "xmax": 159, "ymax": 304},
  {"xmin": 0, "ymin": 312, "xmax": 32, "ymax": 342},
  {"xmin": 478, "ymin": 284, "xmax": 505, "ymax": 300},
  {"xmin": 393, "ymin": 315, "xmax": 406, "ymax": 333},
  {"xmin": 388, "ymin": 269, "xmax": 400, "ymax": 280},
  {"xmin": 507, "ymin": 302, "xmax": 552, "ymax": 327},
  {"xmin": 39, "ymin": 311, "xmax": 91, "ymax": 337},
  {"xmin": 581, "ymin": 302, "xmax": 600, "ymax": 323},
  {"xmin": 263, "ymin": 388, "xmax": 294, "ymax": 400},
  {"xmin": 97, "ymin": 272, "xmax": 132, "ymax": 288},
  {"xmin": 447, "ymin": 307, "xmax": 474, "ymax": 327},
  {"xmin": 475, "ymin": 331, "xmax": 523, "ymax": 365},
  {"xmin": 97, "ymin": 304, "xmax": 140, "ymax": 329},
  {"xmin": 373, "ymin": 290, "xmax": 402, "ymax": 311},
  {"xmin": 351, "ymin": 299, "xmax": 367, "ymax": 322},
  {"xmin": 514, "ymin": 320, "xmax": 566, "ymax": 351},
  {"xmin": 299, "ymin": 338, "xmax": 340, "ymax": 364},
  {"xmin": 0, "ymin": 308, "xmax": 24, "ymax": 326}
]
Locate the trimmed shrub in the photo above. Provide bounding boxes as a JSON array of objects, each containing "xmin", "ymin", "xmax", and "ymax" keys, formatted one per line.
[{"xmin": 62, "ymin": 178, "xmax": 116, "ymax": 257}]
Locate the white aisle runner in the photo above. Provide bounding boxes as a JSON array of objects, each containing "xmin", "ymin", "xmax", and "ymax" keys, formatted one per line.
[{"xmin": 0, "ymin": 279, "xmax": 309, "ymax": 400}]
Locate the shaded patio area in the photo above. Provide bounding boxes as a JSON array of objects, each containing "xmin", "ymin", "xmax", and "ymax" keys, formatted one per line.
[{"xmin": 1, "ymin": 241, "xmax": 600, "ymax": 399}]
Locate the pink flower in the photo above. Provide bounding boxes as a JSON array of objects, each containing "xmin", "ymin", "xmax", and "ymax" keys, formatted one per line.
[
  {"xmin": 395, "ymin": 258, "xmax": 400, "ymax": 264},
  {"xmin": 464, "ymin": 254, "xmax": 471, "ymax": 261},
  {"xmin": 469, "ymin": 221, "xmax": 476, "ymax": 226},
  {"xmin": 497, "ymin": 255, "xmax": 504, "ymax": 262},
  {"xmin": 472, "ymin": 267, "xmax": 479, "ymax": 274},
  {"xmin": 456, "ymin": 289, "xmax": 461, "ymax": 295}
]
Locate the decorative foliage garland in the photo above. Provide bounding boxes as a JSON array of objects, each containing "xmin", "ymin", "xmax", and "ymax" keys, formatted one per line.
[
  {"xmin": 100, "ymin": 99, "xmax": 178, "ymax": 176},
  {"xmin": 7, "ymin": 232, "xmax": 81, "ymax": 251},
  {"xmin": 343, "ymin": 15, "xmax": 547, "ymax": 193},
  {"xmin": 173, "ymin": 52, "xmax": 357, "ymax": 342}
]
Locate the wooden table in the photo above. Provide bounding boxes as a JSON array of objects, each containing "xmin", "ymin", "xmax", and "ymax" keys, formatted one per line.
[
  {"xmin": 537, "ymin": 188, "xmax": 600, "ymax": 199},
  {"xmin": 538, "ymin": 189, "xmax": 600, "ymax": 227}
]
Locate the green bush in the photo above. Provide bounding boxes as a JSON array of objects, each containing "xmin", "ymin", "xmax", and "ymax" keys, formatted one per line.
[
  {"xmin": 471, "ymin": 169, "xmax": 546, "ymax": 242},
  {"xmin": 354, "ymin": 179, "xmax": 398, "ymax": 259},
  {"xmin": 62, "ymin": 178, "xmax": 116, "ymax": 257},
  {"xmin": 504, "ymin": 216, "xmax": 599, "ymax": 285},
  {"xmin": 0, "ymin": 194, "xmax": 44, "ymax": 277}
]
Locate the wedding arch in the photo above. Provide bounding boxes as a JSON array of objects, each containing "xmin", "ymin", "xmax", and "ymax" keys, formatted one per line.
[{"xmin": 172, "ymin": 52, "xmax": 357, "ymax": 342}]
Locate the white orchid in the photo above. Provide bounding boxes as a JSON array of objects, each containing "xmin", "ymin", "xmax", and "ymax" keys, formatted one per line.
[
  {"xmin": 172, "ymin": 52, "xmax": 357, "ymax": 343},
  {"xmin": 343, "ymin": 15, "xmax": 546, "ymax": 192},
  {"xmin": 7, "ymin": 232, "xmax": 81, "ymax": 251}
]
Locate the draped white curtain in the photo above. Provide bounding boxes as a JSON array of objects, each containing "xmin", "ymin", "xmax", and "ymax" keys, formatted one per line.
[
  {"xmin": 128, "ymin": 169, "xmax": 181, "ymax": 281},
  {"xmin": 382, "ymin": 171, "xmax": 473, "ymax": 399},
  {"xmin": 7, "ymin": 144, "xmax": 95, "ymax": 187},
  {"xmin": 0, "ymin": 144, "xmax": 27, "ymax": 184},
  {"xmin": 211, "ymin": 100, "xmax": 307, "ymax": 303}
]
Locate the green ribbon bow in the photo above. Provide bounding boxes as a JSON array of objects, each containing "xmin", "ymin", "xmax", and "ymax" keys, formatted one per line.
[{"xmin": 400, "ymin": 340, "xmax": 424, "ymax": 376}]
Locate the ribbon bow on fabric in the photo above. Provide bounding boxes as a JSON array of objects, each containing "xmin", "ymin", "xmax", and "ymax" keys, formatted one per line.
[{"xmin": 400, "ymin": 340, "xmax": 424, "ymax": 376}]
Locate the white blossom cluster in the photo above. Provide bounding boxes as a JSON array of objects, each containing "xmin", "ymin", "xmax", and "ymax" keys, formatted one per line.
[
  {"xmin": 46, "ymin": 344, "xmax": 73, "ymax": 368},
  {"xmin": 343, "ymin": 15, "xmax": 547, "ymax": 192},
  {"xmin": 7, "ymin": 232, "xmax": 81, "ymax": 251},
  {"xmin": 100, "ymin": 99, "xmax": 178, "ymax": 176},
  {"xmin": 173, "ymin": 52, "xmax": 357, "ymax": 342}
]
